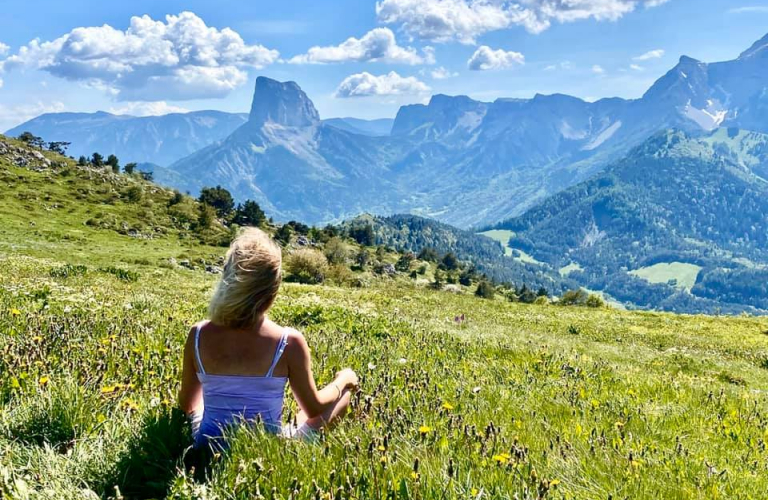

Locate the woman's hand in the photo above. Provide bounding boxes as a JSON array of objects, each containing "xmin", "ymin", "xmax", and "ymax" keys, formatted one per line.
[{"xmin": 337, "ymin": 368, "xmax": 359, "ymax": 392}]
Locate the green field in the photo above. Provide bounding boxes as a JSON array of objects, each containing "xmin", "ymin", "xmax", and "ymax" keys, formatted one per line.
[
  {"xmin": 629, "ymin": 262, "xmax": 703, "ymax": 290},
  {"xmin": 478, "ymin": 230, "xmax": 514, "ymax": 256},
  {"xmin": 3, "ymin": 139, "xmax": 768, "ymax": 499},
  {"xmin": 559, "ymin": 263, "xmax": 583, "ymax": 277}
]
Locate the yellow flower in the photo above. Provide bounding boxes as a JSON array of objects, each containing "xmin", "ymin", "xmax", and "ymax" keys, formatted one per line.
[
  {"xmin": 377, "ymin": 445, "xmax": 386, "ymax": 451},
  {"xmin": 379, "ymin": 455, "xmax": 387, "ymax": 464},
  {"xmin": 38, "ymin": 376, "xmax": 50, "ymax": 386},
  {"xmin": 471, "ymin": 488, "xmax": 479, "ymax": 496},
  {"xmin": 123, "ymin": 399, "xmax": 140, "ymax": 411},
  {"xmin": 418, "ymin": 425, "xmax": 432, "ymax": 435},
  {"xmin": 32, "ymin": 336, "xmax": 43, "ymax": 343},
  {"xmin": 441, "ymin": 402, "xmax": 454, "ymax": 411},
  {"xmin": 101, "ymin": 385, "xmax": 118, "ymax": 394},
  {"xmin": 492, "ymin": 453, "xmax": 510, "ymax": 464},
  {"xmin": 10, "ymin": 308, "xmax": 21, "ymax": 316},
  {"xmin": 410, "ymin": 472, "xmax": 420, "ymax": 480},
  {"xmin": 550, "ymin": 479, "xmax": 561, "ymax": 486}
]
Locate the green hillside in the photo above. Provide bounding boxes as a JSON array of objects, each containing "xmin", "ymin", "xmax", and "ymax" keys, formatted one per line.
[
  {"xmin": 2, "ymin": 135, "xmax": 768, "ymax": 499},
  {"xmin": 494, "ymin": 129, "xmax": 768, "ymax": 314}
]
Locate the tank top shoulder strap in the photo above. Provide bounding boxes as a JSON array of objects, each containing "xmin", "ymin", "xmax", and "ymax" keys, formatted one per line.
[
  {"xmin": 194, "ymin": 321, "xmax": 208, "ymax": 375},
  {"xmin": 265, "ymin": 330, "xmax": 290, "ymax": 377}
]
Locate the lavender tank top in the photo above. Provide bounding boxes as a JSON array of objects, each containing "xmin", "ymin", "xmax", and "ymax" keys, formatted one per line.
[{"xmin": 193, "ymin": 321, "xmax": 289, "ymax": 448}]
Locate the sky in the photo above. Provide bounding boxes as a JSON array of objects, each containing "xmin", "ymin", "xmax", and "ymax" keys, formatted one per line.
[{"xmin": 0, "ymin": 0, "xmax": 767, "ymax": 131}]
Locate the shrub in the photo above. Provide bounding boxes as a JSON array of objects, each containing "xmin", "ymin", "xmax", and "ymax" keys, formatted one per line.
[
  {"xmin": 560, "ymin": 289, "xmax": 589, "ymax": 306},
  {"xmin": 49, "ymin": 264, "xmax": 87, "ymax": 278},
  {"xmin": 274, "ymin": 224, "xmax": 293, "ymax": 245},
  {"xmin": 324, "ymin": 237, "xmax": 348, "ymax": 265},
  {"xmin": 354, "ymin": 248, "xmax": 370, "ymax": 269},
  {"xmin": 99, "ymin": 266, "xmax": 139, "ymax": 282},
  {"xmin": 168, "ymin": 191, "xmax": 184, "ymax": 206},
  {"xmin": 440, "ymin": 252, "xmax": 459, "ymax": 271},
  {"xmin": 418, "ymin": 247, "xmax": 439, "ymax": 262},
  {"xmin": 327, "ymin": 264, "xmax": 354, "ymax": 286},
  {"xmin": 124, "ymin": 186, "xmax": 143, "ymax": 203},
  {"xmin": 586, "ymin": 294, "xmax": 605, "ymax": 308},
  {"xmin": 196, "ymin": 203, "xmax": 216, "ymax": 230},
  {"xmin": 534, "ymin": 296, "xmax": 549, "ymax": 306},
  {"xmin": 395, "ymin": 252, "xmax": 415, "ymax": 272},
  {"xmin": 286, "ymin": 249, "xmax": 328, "ymax": 284},
  {"xmin": 475, "ymin": 281, "xmax": 495, "ymax": 299}
]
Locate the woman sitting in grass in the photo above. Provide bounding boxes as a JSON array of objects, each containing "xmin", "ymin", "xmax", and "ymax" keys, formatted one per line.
[{"xmin": 179, "ymin": 227, "xmax": 358, "ymax": 447}]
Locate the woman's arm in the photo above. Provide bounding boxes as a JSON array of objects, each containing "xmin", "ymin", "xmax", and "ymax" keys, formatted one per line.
[
  {"xmin": 285, "ymin": 330, "xmax": 358, "ymax": 419},
  {"xmin": 178, "ymin": 327, "xmax": 203, "ymax": 415}
]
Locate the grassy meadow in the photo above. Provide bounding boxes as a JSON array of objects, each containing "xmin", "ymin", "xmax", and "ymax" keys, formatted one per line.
[{"xmin": 2, "ymin": 138, "xmax": 768, "ymax": 499}]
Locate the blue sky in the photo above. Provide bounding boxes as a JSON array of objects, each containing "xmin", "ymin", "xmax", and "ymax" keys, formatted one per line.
[{"xmin": 0, "ymin": 0, "xmax": 767, "ymax": 130}]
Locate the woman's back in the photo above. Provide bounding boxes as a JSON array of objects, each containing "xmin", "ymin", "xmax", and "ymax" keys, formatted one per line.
[{"xmin": 193, "ymin": 319, "xmax": 290, "ymax": 446}]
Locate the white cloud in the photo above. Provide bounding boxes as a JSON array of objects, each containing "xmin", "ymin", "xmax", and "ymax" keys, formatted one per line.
[
  {"xmin": 376, "ymin": 0, "xmax": 672, "ymax": 43},
  {"xmin": 335, "ymin": 71, "xmax": 430, "ymax": 98},
  {"xmin": 592, "ymin": 64, "xmax": 605, "ymax": 74},
  {"xmin": 0, "ymin": 12, "xmax": 279, "ymax": 101},
  {"xmin": 468, "ymin": 45, "xmax": 524, "ymax": 71},
  {"xmin": 633, "ymin": 49, "xmax": 664, "ymax": 60},
  {"xmin": 0, "ymin": 77, "xmax": 3, "ymax": 88},
  {"xmin": 108, "ymin": 101, "xmax": 190, "ymax": 116},
  {"xmin": 431, "ymin": 66, "xmax": 459, "ymax": 79},
  {"xmin": 728, "ymin": 6, "xmax": 768, "ymax": 14},
  {"xmin": 288, "ymin": 28, "xmax": 429, "ymax": 65},
  {"xmin": 629, "ymin": 63, "xmax": 643, "ymax": 71},
  {"xmin": 544, "ymin": 60, "xmax": 571, "ymax": 71},
  {"xmin": 0, "ymin": 101, "xmax": 66, "ymax": 132},
  {"xmin": 0, "ymin": 43, "xmax": 9, "ymax": 57}
]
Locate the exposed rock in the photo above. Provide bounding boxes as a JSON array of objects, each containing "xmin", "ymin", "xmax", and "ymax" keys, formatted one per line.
[
  {"xmin": 206, "ymin": 265, "xmax": 223, "ymax": 274},
  {"xmin": 178, "ymin": 259, "xmax": 194, "ymax": 270},
  {"xmin": 296, "ymin": 235, "xmax": 311, "ymax": 246}
]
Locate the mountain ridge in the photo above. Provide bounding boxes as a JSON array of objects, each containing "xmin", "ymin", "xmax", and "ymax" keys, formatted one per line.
[{"xmin": 9, "ymin": 33, "xmax": 768, "ymax": 229}]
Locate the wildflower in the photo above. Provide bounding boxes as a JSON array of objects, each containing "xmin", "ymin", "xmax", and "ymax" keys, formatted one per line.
[
  {"xmin": 38, "ymin": 376, "xmax": 49, "ymax": 386},
  {"xmin": 410, "ymin": 471, "xmax": 420, "ymax": 480},
  {"xmin": 550, "ymin": 479, "xmax": 561, "ymax": 486},
  {"xmin": 491, "ymin": 453, "xmax": 510, "ymax": 464},
  {"xmin": 32, "ymin": 336, "xmax": 43, "ymax": 343},
  {"xmin": 442, "ymin": 402, "xmax": 454, "ymax": 411},
  {"xmin": 471, "ymin": 488, "xmax": 479, "ymax": 496},
  {"xmin": 368, "ymin": 363, "xmax": 376, "ymax": 370},
  {"xmin": 377, "ymin": 445, "xmax": 386, "ymax": 451},
  {"xmin": 123, "ymin": 399, "xmax": 140, "ymax": 411},
  {"xmin": 10, "ymin": 308, "xmax": 21, "ymax": 316},
  {"xmin": 101, "ymin": 385, "xmax": 118, "ymax": 394},
  {"xmin": 419, "ymin": 425, "xmax": 432, "ymax": 435},
  {"xmin": 379, "ymin": 455, "xmax": 387, "ymax": 464},
  {"xmin": 472, "ymin": 386, "xmax": 481, "ymax": 394},
  {"xmin": 398, "ymin": 358, "xmax": 407, "ymax": 364}
]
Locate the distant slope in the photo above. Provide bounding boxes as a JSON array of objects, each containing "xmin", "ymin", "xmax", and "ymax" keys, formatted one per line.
[
  {"xmin": 5, "ymin": 111, "xmax": 248, "ymax": 166},
  {"xmin": 342, "ymin": 214, "xmax": 575, "ymax": 294},
  {"xmin": 323, "ymin": 117, "xmax": 394, "ymax": 136},
  {"xmin": 492, "ymin": 129, "xmax": 768, "ymax": 314}
]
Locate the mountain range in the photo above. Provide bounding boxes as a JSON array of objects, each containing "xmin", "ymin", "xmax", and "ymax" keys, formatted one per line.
[{"xmin": 7, "ymin": 33, "xmax": 768, "ymax": 229}]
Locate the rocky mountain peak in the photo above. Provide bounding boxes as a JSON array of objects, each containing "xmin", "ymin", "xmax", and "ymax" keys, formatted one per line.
[
  {"xmin": 739, "ymin": 32, "xmax": 768, "ymax": 59},
  {"xmin": 248, "ymin": 76, "xmax": 320, "ymax": 127}
]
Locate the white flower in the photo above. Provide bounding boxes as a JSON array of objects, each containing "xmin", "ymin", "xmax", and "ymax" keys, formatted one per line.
[
  {"xmin": 368, "ymin": 362, "xmax": 376, "ymax": 370},
  {"xmin": 398, "ymin": 358, "xmax": 407, "ymax": 364}
]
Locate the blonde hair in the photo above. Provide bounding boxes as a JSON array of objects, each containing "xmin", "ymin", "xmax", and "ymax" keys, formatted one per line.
[{"xmin": 208, "ymin": 227, "xmax": 282, "ymax": 329}]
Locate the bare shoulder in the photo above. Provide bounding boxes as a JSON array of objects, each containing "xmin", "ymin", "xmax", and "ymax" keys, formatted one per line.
[{"xmin": 282, "ymin": 326, "xmax": 309, "ymax": 357}]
